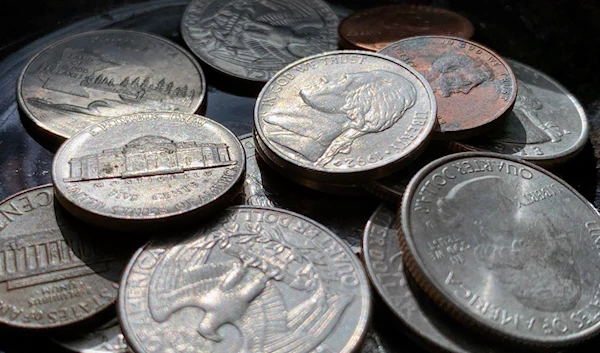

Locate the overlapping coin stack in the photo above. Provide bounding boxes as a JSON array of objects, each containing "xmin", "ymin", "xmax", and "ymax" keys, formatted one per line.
[{"xmin": 0, "ymin": 1, "xmax": 596, "ymax": 353}]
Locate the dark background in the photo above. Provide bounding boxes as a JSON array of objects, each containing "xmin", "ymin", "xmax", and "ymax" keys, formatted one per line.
[{"xmin": 0, "ymin": 0, "xmax": 600, "ymax": 352}]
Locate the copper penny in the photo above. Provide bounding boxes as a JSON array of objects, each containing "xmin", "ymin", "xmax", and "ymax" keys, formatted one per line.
[
  {"xmin": 339, "ymin": 5, "xmax": 474, "ymax": 51},
  {"xmin": 379, "ymin": 36, "xmax": 517, "ymax": 140}
]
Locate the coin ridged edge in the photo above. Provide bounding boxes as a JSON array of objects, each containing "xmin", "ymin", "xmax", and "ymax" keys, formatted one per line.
[
  {"xmin": 399, "ymin": 151, "xmax": 600, "ymax": 347},
  {"xmin": 16, "ymin": 29, "xmax": 207, "ymax": 141},
  {"xmin": 254, "ymin": 49, "xmax": 437, "ymax": 183}
]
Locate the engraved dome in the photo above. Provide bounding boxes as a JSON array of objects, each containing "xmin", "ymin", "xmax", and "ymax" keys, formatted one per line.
[{"xmin": 124, "ymin": 135, "xmax": 176, "ymax": 153}]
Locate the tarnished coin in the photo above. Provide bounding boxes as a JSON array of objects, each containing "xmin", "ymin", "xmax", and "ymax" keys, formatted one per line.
[
  {"xmin": 181, "ymin": 0, "xmax": 339, "ymax": 82},
  {"xmin": 379, "ymin": 36, "xmax": 517, "ymax": 140},
  {"xmin": 364, "ymin": 204, "xmax": 521, "ymax": 353},
  {"xmin": 119, "ymin": 206, "xmax": 371, "ymax": 353},
  {"xmin": 401, "ymin": 152, "xmax": 600, "ymax": 346},
  {"xmin": 255, "ymin": 51, "xmax": 437, "ymax": 184},
  {"xmin": 447, "ymin": 59, "xmax": 589, "ymax": 167},
  {"xmin": 52, "ymin": 112, "xmax": 244, "ymax": 230},
  {"xmin": 52, "ymin": 317, "xmax": 131, "ymax": 352},
  {"xmin": 17, "ymin": 30, "xmax": 206, "ymax": 142},
  {"xmin": 236, "ymin": 134, "xmax": 377, "ymax": 253},
  {"xmin": 0, "ymin": 185, "xmax": 123, "ymax": 329},
  {"xmin": 339, "ymin": 5, "xmax": 474, "ymax": 51}
]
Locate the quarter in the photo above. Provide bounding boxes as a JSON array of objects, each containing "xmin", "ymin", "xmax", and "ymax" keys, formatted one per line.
[
  {"xmin": 17, "ymin": 30, "xmax": 206, "ymax": 143},
  {"xmin": 52, "ymin": 112, "xmax": 245, "ymax": 230},
  {"xmin": 118, "ymin": 206, "xmax": 371, "ymax": 353}
]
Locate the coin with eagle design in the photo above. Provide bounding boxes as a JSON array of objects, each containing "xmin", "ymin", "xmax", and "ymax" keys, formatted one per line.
[{"xmin": 118, "ymin": 206, "xmax": 371, "ymax": 353}]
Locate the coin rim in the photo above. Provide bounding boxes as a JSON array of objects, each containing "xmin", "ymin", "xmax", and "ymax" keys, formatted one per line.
[
  {"xmin": 117, "ymin": 205, "xmax": 372, "ymax": 353},
  {"xmin": 254, "ymin": 49, "xmax": 437, "ymax": 182},
  {"xmin": 400, "ymin": 151, "xmax": 600, "ymax": 346},
  {"xmin": 51, "ymin": 112, "xmax": 245, "ymax": 228},
  {"xmin": 16, "ymin": 29, "xmax": 207, "ymax": 142},
  {"xmin": 378, "ymin": 35, "xmax": 517, "ymax": 139},
  {"xmin": 447, "ymin": 58, "xmax": 590, "ymax": 167},
  {"xmin": 338, "ymin": 4, "xmax": 474, "ymax": 51},
  {"xmin": 180, "ymin": 0, "xmax": 339, "ymax": 82},
  {"xmin": 0, "ymin": 184, "xmax": 118, "ymax": 329}
]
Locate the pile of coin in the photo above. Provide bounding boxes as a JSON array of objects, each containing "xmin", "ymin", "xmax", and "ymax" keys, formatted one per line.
[{"xmin": 1, "ymin": 1, "xmax": 597, "ymax": 352}]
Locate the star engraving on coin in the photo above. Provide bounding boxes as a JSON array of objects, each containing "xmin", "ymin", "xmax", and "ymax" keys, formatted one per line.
[
  {"xmin": 52, "ymin": 112, "xmax": 245, "ymax": 229},
  {"xmin": 0, "ymin": 185, "xmax": 124, "ymax": 329},
  {"xmin": 17, "ymin": 30, "xmax": 206, "ymax": 142},
  {"xmin": 181, "ymin": 0, "xmax": 339, "ymax": 82},
  {"xmin": 448, "ymin": 59, "xmax": 589, "ymax": 166},
  {"xmin": 255, "ymin": 51, "xmax": 436, "ymax": 184},
  {"xmin": 119, "ymin": 206, "xmax": 371, "ymax": 353},
  {"xmin": 401, "ymin": 152, "xmax": 600, "ymax": 346},
  {"xmin": 379, "ymin": 36, "xmax": 517, "ymax": 139}
]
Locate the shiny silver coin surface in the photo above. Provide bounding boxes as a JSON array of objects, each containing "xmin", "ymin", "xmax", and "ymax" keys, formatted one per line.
[
  {"xmin": 52, "ymin": 317, "xmax": 131, "ymax": 352},
  {"xmin": 181, "ymin": 0, "xmax": 339, "ymax": 82},
  {"xmin": 255, "ymin": 50, "xmax": 436, "ymax": 184},
  {"xmin": 364, "ymin": 204, "xmax": 521, "ymax": 353},
  {"xmin": 401, "ymin": 152, "xmax": 600, "ymax": 346},
  {"xmin": 448, "ymin": 59, "xmax": 589, "ymax": 167},
  {"xmin": 52, "ymin": 112, "xmax": 244, "ymax": 230},
  {"xmin": 236, "ymin": 134, "xmax": 377, "ymax": 253},
  {"xmin": 0, "ymin": 185, "xmax": 122, "ymax": 329},
  {"xmin": 17, "ymin": 30, "xmax": 206, "ymax": 142},
  {"xmin": 119, "ymin": 206, "xmax": 371, "ymax": 353}
]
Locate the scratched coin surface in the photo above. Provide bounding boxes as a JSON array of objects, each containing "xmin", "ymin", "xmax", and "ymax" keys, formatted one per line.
[
  {"xmin": 401, "ymin": 152, "xmax": 600, "ymax": 346},
  {"xmin": 52, "ymin": 317, "xmax": 131, "ymax": 352},
  {"xmin": 52, "ymin": 112, "xmax": 245, "ymax": 229},
  {"xmin": 448, "ymin": 59, "xmax": 589, "ymax": 167},
  {"xmin": 181, "ymin": 0, "xmax": 339, "ymax": 82},
  {"xmin": 338, "ymin": 5, "xmax": 474, "ymax": 51},
  {"xmin": 364, "ymin": 204, "xmax": 521, "ymax": 353},
  {"xmin": 235, "ymin": 134, "xmax": 377, "ymax": 253},
  {"xmin": 379, "ymin": 36, "xmax": 516, "ymax": 139},
  {"xmin": 17, "ymin": 30, "xmax": 206, "ymax": 142},
  {"xmin": 119, "ymin": 206, "xmax": 371, "ymax": 353},
  {"xmin": 255, "ymin": 51, "xmax": 436, "ymax": 184},
  {"xmin": 0, "ymin": 185, "xmax": 123, "ymax": 329}
]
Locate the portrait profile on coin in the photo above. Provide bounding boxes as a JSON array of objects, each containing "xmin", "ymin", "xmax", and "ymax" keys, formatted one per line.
[
  {"xmin": 147, "ymin": 222, "xmax": 354, "ymax": 352},
  {"xmin": 436, "ymin": 176, "xmax": 582, "ymax": 312},
  {"xmin": 263, "ymin": 70, "xmax": 417, "ymax": 167},
  {"xmin": 426, "ymin": 52, "xmax": 493, "ymax": 97}
]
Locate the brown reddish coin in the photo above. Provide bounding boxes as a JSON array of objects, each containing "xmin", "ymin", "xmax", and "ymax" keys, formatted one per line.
[
  {"xmin": 379, "ymin": 36, "xmax": 517, "ymax": 140},
  {"xmin": 339, "ymin": 5, "xmax": 474, "ymax": 51},
  {"xmin": 0, "ymin": 185, "xmax": 124, "ymax": 329}
]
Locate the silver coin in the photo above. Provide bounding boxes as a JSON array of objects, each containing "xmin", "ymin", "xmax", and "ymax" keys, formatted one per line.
[
  {"xmin": 448, "ymin": 59, "xmax": 589, "ymax": 167},
  {"xmin": 255, "ymin": 50, "xmax": 437, "ymax": 185},
  {"xmin": 52, "ymin": 317, "xmax": 131, "ymax": 353},
  {"xmin": 0, "ymin": 185, "xmax": 122, "ymax": 329},
  {"xmin": 236, "ymin": 133, "xmax": 377, "ymax": 253},
  {"xmin": 364, "ymin": 204, "xmax": 524, "ymax": 353},
  {"xmin": 17, "ymin": 30, "xmax": 206, "ymax": 142},
  {"xmin": 52, "ymin": 112, "xmax": 245, "ymax": 230},
  {"xmin": 401, "ymin": 152, "xmax": 600, "ymax": 346},
  {"xmin": 181, "ymin": 0, "xmax": 339, "ymax": 82},
  {"xmin": 118, "ymin": 206, "xmax": 371, "ymax": 353}
]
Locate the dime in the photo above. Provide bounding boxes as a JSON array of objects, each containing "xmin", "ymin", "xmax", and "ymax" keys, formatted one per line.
[
  {"xmin": 181, "ymin": 0, "xmax": 339, "ymax": 82},
  {"xmin": 118, "ymin": 206, "xmax": 371, "ymax": 353},
  {"xmin": 447, "ymin": 59, "xmax": 589, "ymax": 167},
  {"xmin": 401, "ymin": 152, "xmax": 600, "ymax": 346},
  {"xmin": 0, "ymin": 185, "xmax": 123, "ymax": 329},
  {"xmin": 17, "ymin": 30, "xmax": 206, "ymax": 142},
  {"xmin": 52, "ymin": 112, "xmax": 244, "ymax": 230},
  {"xmin": 338, "ymin": 5, "xmax": 474, "ymax": 51},
  {"xmin": 236, "ymin": 134, "xmax": 378, "ymax": 253},
  {"xmin": 364, "ymin": 204, "xmax": 521, "ymax": 353},
  {"xmin": 52, "ymin": 317, "xmax": 131, "ymax": 352},
  {"xmin": 255, "ymin": 51, "xmax": 437, "ymax": 184},
  {"xmin": 379, "ymin": 36, "xmax": 517, "ymax": 140}
]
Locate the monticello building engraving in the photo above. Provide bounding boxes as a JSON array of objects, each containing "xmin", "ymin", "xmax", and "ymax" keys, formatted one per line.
[{"xmin": 65, "ymin": 136, "xmax": 234, "ymax": 182}]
